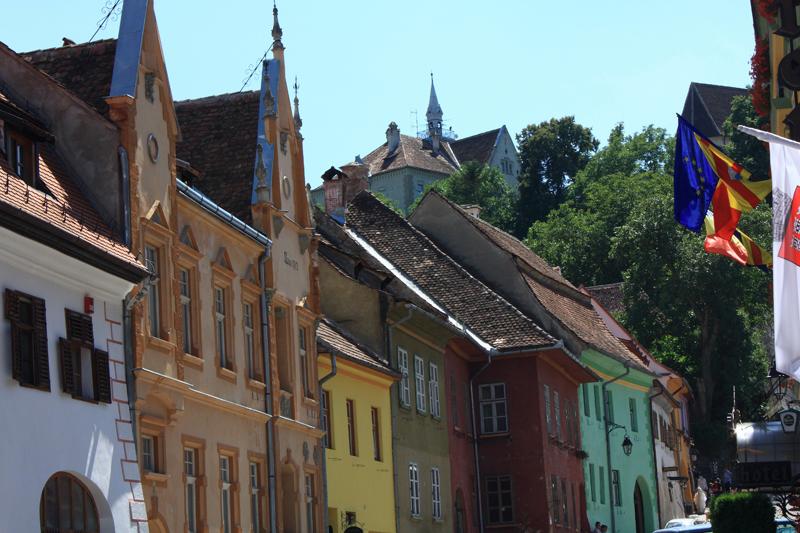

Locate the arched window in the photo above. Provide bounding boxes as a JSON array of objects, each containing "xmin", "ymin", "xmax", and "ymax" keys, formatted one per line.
[{"xmin": 40, "ymin": 473, "xmax": 99, "ymax": 533}]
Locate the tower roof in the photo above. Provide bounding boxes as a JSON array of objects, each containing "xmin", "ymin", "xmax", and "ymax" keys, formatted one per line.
[{"xmin": 426, "ymin": 73, "xmax": 442, "ymax": 122}]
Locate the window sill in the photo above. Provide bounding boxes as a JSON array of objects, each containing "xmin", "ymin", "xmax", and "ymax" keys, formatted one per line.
[
  {"xmin": 143, "ymin": 471, "xmax": 170, "ymax": 487},
  {"xmin": 217, "ymin": 366, "xmax": 237, "ymax": 384},
  {"xmin": 247, "ymin": 378, "xmax": 267, "ymax": 391},
  {"xmin": 479, "ymin": 431, "xmax": 510, "ymax": 440},
  {"xmin": 70, "ymin": 394, "xmax": 100, "ymax": 405},
  {"xmin": 183, "ymin": 353, "xmax": 204, "ymax": 370},
  {"xmin": 302, "ymin": 396, "xmax": 318, "ymax": 407},
  {"xmin": 18, "ymin": 381, "xmax": 50, "ymax": 393},
  {"xmin": 147, "ymin": 335, "xmax": 176, "ymax": 354}
]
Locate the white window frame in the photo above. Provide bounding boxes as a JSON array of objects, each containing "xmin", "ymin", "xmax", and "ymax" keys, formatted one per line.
[
  {"xmin": 429, "ymin": 362, "xmax": 441, "ymax": 418},
  {"xmin": 305, "ymin": 473, "xmax": 316, "ymax": 532},
  {"xmin": 321, "ymin": 390, "xmax": 332, "ymax": 449},
  {"xmin": 431, "ymin": 467, "xmax": 442, "ymax": 521},
  {"xmin": 414, "ymin": 356, "xmax": 426, "ymax": 413},
  {"xmin": 398, "ymin": 348, "xmax": 410, "ymax": 406},
  {"xmin": 220, "ymin": 455, "xmax": 232, "ymax": 533},
  {"xmin": 145, "ymin": 246, "xmax": 160, "ymax": 338},
  {"xmin": 244, "ymin": 302, "xmax": 256, "ymax": 378},
  {"xmin": 184, "ymin": 448, "xmax": 198, "ymax": 533},
  {"xmin": 479, "ymin": 383, "xmax": 508, "ymax": 434},
  {"xmin": 554, "ymin": 390, "xmax": 561, "ymax": 440},
  {"xmin": 142, "ymin": 435, "xmax": 155, "ymax": 472},
  {"xmin": 299, "ymin": 326, "xmax": 310, "ymax": 397},
  {"xmin": 179, "ymin": 268, "xmax": 192, "ymax": 354},
  {"xmin": 215, "ymin": 287, "xmax": 227, "ymax": 368},
  {"xmin": 544, "ymin": 384, "xmax": 552, "ymax": 434},
  {"xmin": 409, "ymin": 463, "xmax": 421, "ymax": 517},
  {"xmin": 249, "ymin": 462, "xmax": 261, "ymax": 533}
]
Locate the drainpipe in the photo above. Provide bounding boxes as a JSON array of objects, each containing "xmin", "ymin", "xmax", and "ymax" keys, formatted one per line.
[
  {"xmin": 318, "ymin": 348, "xmax": 337, "ymax": 533},
  {"xmin": 123, "ymin": 275, "xmax": 156, "ymax": 448},
  {"xmin": 386, "ymin": 304, "xmax": 414, "ymax": 533},
  {"xmin": 258, "ymin": 250, "xmax": 278, "ymax": 533},
  {"xmin": 603, "ymin": 362, "xmax": 630, "ymax": 533},
  {"xmin": 649, "ymin": 381, "xmax": 664, "ymax": 526}
]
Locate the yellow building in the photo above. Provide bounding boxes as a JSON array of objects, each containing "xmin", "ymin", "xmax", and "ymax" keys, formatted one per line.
[{"xmin": 318, "ymin": 319, "xmax": 399, "ymax": 533}]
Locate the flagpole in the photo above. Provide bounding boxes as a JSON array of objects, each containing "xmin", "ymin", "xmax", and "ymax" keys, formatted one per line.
[{"xmin": 737, "ymin": 125, "xmax": 800, "ymax": 150}]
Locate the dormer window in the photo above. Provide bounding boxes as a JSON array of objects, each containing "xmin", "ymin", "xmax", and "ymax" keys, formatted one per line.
[{"xmin": 5, "ymin": 127, "xmax": 36, "ymax": 187}]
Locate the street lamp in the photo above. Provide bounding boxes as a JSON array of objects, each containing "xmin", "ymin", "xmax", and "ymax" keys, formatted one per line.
[
  {"xmin": 768, "ymin": 365, "xmax": 790, "ymax": 402},
  {"xmin": 622, "ymin": 434, "xmax": 633, "ymax": 456}
]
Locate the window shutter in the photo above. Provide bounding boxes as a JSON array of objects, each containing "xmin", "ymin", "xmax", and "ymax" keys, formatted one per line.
[
  {"xmin": 93, "ymin": 349, "xmax": 111, "ymax": 403},
  {"xmin": 59, "ymin": 338, "xmax": 75, "ymax": 395},
  {"xmin": 31, "ymin": 296, "xmax": 50, "ymax": 391},
  {"xmin": 4, "ymin": 289, "xmax": 20, "ymax": 320},
  {"xmin": 66, "ymin": 310, "xmax": 94, "ymax": 344},
  {"xmin": 5, "ymin": 290, "xmax": 21, "ymax": 380}
]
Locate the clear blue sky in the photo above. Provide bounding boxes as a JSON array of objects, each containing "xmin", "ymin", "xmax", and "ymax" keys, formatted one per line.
[{"xmin": 4, "ymin": 1, "xmax": 755, "ymax": 188}]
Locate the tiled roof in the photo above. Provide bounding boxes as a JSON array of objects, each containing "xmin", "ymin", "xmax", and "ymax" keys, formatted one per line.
[
  {"xmin": 21, "ymin": 39, "xmax": 117, "ymax": 116},
  {"xmin": 683, "ymin": 82, "xmax": 747, "ymax": 138},
  {"xmin": 585, "ymin": 282, "xmax": 625, "ymax": 315},
  {"xmin": 174, "ymin": 92, "xmax": 260, "ymax": 224},
  {"xmin": 449, "ymin": 128, "xmax": 500, "ymax": 165},
  {"xmin": 345, "ymin": 191, "xmax": 554, "ymax": 351},
  {"xmin": 0, "ymin": 142, "xmax": 144, "ymax": 276},
  {"xmin": 317, "ymin": 318, "xmax": 398, "ymax": 378},
  {"xmin": 361, "ymin": 134, "xmax": 458, "ymax": 177}
]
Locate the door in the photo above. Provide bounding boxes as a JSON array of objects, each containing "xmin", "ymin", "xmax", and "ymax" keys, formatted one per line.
[{"xmin": 634, "ymin": 482, "xmax": 645, "ymax": 533}]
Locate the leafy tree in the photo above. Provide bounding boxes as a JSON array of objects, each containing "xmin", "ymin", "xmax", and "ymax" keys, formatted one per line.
[
  {"xmin": 515, "ymin": 117, "xmax": 599, "ymax": 235},
  {"xmin": 409, "ymin": 162, "xmax": 516, "ymax": 232},
  {"xmin": 722, "ymin": 93, "xmax": 770, "ymax": 181},
  {"xmin": 372, "ymin": 191, "xmax": 403, "ymax": 215}
]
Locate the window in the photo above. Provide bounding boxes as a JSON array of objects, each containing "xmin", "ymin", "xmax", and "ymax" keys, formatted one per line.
[
  {"xmin": 145, "ymin": 246, "xmax": 161, "ymax": 338},
  {"xmin": 564, "ymin": 399, "xmax": 571, "ymax": 445},
  {"xmin": 305, "ymin": 473, "xmax": 316, "ymax": 532},
  {"xmin": 450, "ymin": 374, "xmax": 459, "ymax": 427},
  {"xmin": 346, "ymin": 399, "xmax": 357, "ymax": 456},
  {"xmin": 220, "ymin": 456, "xmax": 232, "ymax": 533},
  {"xmin": 544, "ymin": 384, "xmax": 553, "ymax": 434},
  {"xmin": 589, "ymin": 463, "xmax": 596, "ymax": 502},
  {"xmin": 8, "ymin": 130, "xmax": 35, "ymax": 186},
  {"xmin": 431, "ymin": 467, "xmax": 442, "ymax": 520},
  {"xmin": 40, "ymin": 472, "xmax": 98, "ymax": 533},
  {"xmin": 583, "ymin": 384, "xmax": 591, "ymax": 417},
  {"xmin": 554, "ymin": 390, "xmax": 561, "ymax": 440},
  {"xmin": 594, "ymin": 385, "xmax": 602, "ymax": 421},
  {"xmin": 275, "ymin": 306, "xmax": 292, "ymax": 392},
  {"xmin": 371, "ymin": 407, "xmax": 381, "ymax": 461},
  {"xmin": 4, "ymin": 289, "xmax": 50, "ymax": 390},
  {"xmin": 185, "ymin": 448, "xmax": 199, "ymax": 533},
  {"xmin": 414, "ymin": 356, "xmax": 426, "ymax": 412},
  {"xmin": 479, "ymin": 383, "xmax": 508, "ymax": 434},
  {"xmin": 409, "ymin": 463, "xmax": 420, "ymax": 517},
  {"xmin": 243, "ymin": 302, "xmax": 261, "ymax": 380},
  {"xmin": 321, "ymin": 390, "xmax": 332, "ymax": 449},
  {"xmin": 486, "ymin": 475, "xmax": 513, "ymax": 524},
  {"xmin": 629, "ymin": 397, "xmax": 639, "ymax": 432},
  {"xmin": 652, "ymin": 410, "xmax": 659, "ymax": 439},
  {"xmin": 398, "ymin": 348, "xmax": 410, "ymax": 406},
  {"xmin": 429, "ymin": 362, "xmax": 441, "ymax": 418},
  {"xmin": 415, "ymin": 181, "xmax": 425, "ymax": 195},
  {"xmin": 551, "ymin": 476, "xmax": 560, "ymax": 524},
  {"xmin": 215, "ymin": 287, "xmax": 230, "ymax": 370},
  {"xmin": 611, "ymin": 469, "xmax": 621, "ymax": 506},
  {"xmin": 299, "ymin": 326, "xmax": 312, "ymax": 397},
  {"xmin": 605, "ymin": 389, "xmax": 615, "ymax": 424},
  {"xmin": 59, "ymin": 310, "xmax": 111, "ymax": 403},
  {"xmin": 249, "ymin": 462, "xmax": 263, "ymax": 533},
  {"xmin": 561, "ymin": 479, "xmax": 569, "ymax": 527},
  {"xmin": 179, "ymin": 269, "xmax": 193, "ymax": 354},
  {"xmin": 142, "ymin": 435, "xmax": 156, "ymax": 472},
  {"xmin": 572, "ymin": 484, "xmax": 578, "ymax": 530},
  {"xmin": 599, "ymin": 466, "xmax": 606, "ymax": 504}
]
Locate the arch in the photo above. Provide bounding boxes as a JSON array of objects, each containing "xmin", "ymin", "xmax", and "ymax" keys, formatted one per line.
[
  {"xmin": 633, "ymin": 477, "xmax": 655, "ymax": 533},
  {"xmin": 40, "ymin": 471, "xmax": 113, "ymax": 533},
  {"xmin": 147, "ymin": 514, "xmax": 168, "ymax": 533},
  {"xmin": 281, "ymin": 463, "xmax": 299, "ymax": 533}
]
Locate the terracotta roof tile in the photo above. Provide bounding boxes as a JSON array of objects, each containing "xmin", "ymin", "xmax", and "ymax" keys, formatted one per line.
[
  {"xmin": 317, "ymin": 319, "xmax": 398, "ymax": 378},
  {"xmin": 361, "ymin": 134, "xmax": 458, "ymax": 177},
  {"xmin": 449, "ymin": 128, "xmax": 500, "ymax": 165},
  {"xmin": 174, "ymin": 92, "xmax": 259, "ymax": 224},
  {"xmin": 21, "ymin": 39, "xmax": 117, "ymax": 115},
  {"xmin": 585, "ymin": 283, "xmax": 625, "ymax": 315},
  {"xmin": 345, "ymin": 192, "xmax": 554, "ymax": 351}
]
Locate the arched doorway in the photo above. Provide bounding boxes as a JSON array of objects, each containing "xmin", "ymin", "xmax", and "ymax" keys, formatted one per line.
[
  {"xmin": 633, "ymin": 477, "xmax": 655, "ymax": 533},
  {"xmin": 634, "ymin": 482, "xmax": 645, "ymax": 533},
  {"xmin": 40, "ymin": 472, "xmax": 99, "ymax": 533},
  {"xmin": 281, "ymin": 466, "xmax": 299, "ymax": 533}
]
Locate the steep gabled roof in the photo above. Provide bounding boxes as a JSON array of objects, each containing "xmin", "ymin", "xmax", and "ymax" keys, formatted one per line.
[
  {"xmin": 361, "ymin": 134, "xmax": 459, "ymax": 178},
  {"xmin": 585, "ymin": 282, "xmax": 625, "ymax": 315},
  {"xmin": 174, "ymin": 92, "xmax": 260, "ymax": 224},
  {"xmin": 345, "ymin": 191, "xmax": 554, "ymax": 352},
  {"xmin": 449, "ymin": 128, "xmax": 501, "ymax": 165},
  {"xmin": 21, "ymin": 39, "xmax": 117, "ymax": 116},
  {"xmin": 317, "ymin": 318, "xmax": 399, "ymax": 378},
  {"xmin": 682, "ymin": 82, "xmax": 747, "ymax": 138}
]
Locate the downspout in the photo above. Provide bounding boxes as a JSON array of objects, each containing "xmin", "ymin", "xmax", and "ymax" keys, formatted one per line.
[
  {"xmin": 258, "ymin": 250, "xmax": 278, "ymax": 533},
  {"xmin": 603, "ymin": 362, "xmax": 630, "ymax": 533},
  {"xmin": 649, "ymin": 381, "xmax": 665, "ymax": 526},
  {"xmin": 386, "ymin": 304, "xmax": 414, "ymax": 533},
  {"xmin": 318, "ymin": 349, "xmax": 337, "ymax": 533}
]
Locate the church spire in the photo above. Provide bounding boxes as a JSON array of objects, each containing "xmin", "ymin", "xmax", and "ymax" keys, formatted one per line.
[
  {"xmin": 271, "ymin": 1, "xmax": 284, "ymax": 50},
  {"xmin": 426, "ymin": 73, "xmax": 443, "ymax": 150},
  {"xmin": 293, "ymin": 77, "xmax": 303, "ymax": 133}
]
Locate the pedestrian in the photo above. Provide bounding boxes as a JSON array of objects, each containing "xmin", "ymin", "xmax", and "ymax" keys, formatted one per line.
[
  {"xmin": 710, "ymin": 478, "xmax": 722, "ymax": 499},
  {"xmin": 722, "ymin": 467, "xmax": 733, "ymax": 492},
  {"xmin": 697, "ymin": 474, "xmax": 708, "ymax": 493},
  {"xmin": 600, "ymin": 525, "xmax": 608, "ymax": 533},
  {"xmin": 694, "ymin": 487, "xmax": 707, "ymax": 514},
  {"xmin": 592, "ymin": 521, "xmax": 602, "ymax": 533}
]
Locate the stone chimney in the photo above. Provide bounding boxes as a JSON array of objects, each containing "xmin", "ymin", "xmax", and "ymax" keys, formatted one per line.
[
  {"xmin": 460, "ymin": 204, "xmax": 482, "ymax": 219},
  {"xmin": 321, "ymin": 164, "xmax": 369, "ymax": 221},
  {"xmin": 386, "ymin": 121, "xmax": 400, "ymax": 153}
]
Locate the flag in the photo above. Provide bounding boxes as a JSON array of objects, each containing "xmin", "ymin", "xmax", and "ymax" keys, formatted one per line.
[
  {"xmin": 703, "ymin": 213, "xmax": 772, "ymax": 270},
  {"xmin": 738, "ymin": 125, "xmax": 800, "ymax": 380},
  {"xmin": 674, "ymin": 116, "xmax": 770, "ymax": 235}
]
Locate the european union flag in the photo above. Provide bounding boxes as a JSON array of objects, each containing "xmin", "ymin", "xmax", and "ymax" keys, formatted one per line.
[{"xmin": 674, "ymin": 116, "xmax": 720, "ymax": 232}]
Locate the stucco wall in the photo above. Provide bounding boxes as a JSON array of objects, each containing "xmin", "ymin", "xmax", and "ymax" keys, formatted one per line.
[
  {"xmin": 652, "ymin": 398, "xmax": 687, "ymax": 526},
  {"xmin": 487, "ymin": 127, "xmax": 520, "ymax": 190},
  {"xmin": 0, "ymin": 227, "xmax": 144, "ymax": 532},
  {"xmin": 369, "ymin": 168, "xmax": 449, "ymax": 214}
]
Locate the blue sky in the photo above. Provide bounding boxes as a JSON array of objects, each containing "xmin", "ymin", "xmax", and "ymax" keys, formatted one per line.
[{"xmin": 4, "ymin": 1, "xmax": 754, "ymax": 188}]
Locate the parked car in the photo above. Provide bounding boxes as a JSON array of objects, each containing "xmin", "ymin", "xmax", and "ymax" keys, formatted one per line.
[{"xmin": 652, "ymin": 517, "xmax": 795, "ymax": 533}]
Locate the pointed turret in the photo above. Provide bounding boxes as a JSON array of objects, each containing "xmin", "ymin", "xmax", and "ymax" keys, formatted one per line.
[
  {"xmin": 426, "ymin": 73, "xmax": 443, "ymax": 151},
  {"xmin": 272, "ymin": 1, "xmax": 284, "ymax": 50},
  {"xmin": 293, "ymin": 77, "xmax": 302, "ymax": 134}
]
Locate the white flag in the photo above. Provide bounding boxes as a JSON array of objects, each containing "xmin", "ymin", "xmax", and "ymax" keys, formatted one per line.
[{"xmin": 739, "ymin": 126, "xmax": 800, "ymax": 380}]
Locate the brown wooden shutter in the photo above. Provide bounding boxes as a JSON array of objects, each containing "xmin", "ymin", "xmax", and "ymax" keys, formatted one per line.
[
  {"xmin": 31, "ymin": 296, "xmax": 50, "ymax": 391},
  {"xmin": 93, "ymin": 349, "xmax": 112, "ymax": 403},
  {"xmin": 66, "ymin": 310, "xmax": 94, "ymax": 344},
  {"xmin": 4, "ymin": 289, "xmax": 20, "ymax": 320},
  {"xmin": 5, "ymin": 290, "xmax": 21, "ymax": 380},
  {"xmin": 59, "ymin": 338, "xmax": 75, "ymax": 395}
]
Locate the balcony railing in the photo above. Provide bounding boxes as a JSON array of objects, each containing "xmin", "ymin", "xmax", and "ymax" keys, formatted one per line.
[{"xmin": 279, "ymin": 390, "xmax": 294, "ymax": 419}]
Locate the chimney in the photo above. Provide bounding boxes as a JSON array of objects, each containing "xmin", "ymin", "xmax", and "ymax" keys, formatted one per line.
[
  {"xmin": 460, "ymin": 204, "xmax": 482, "ymax": 219},
  {"xmin": 321, "ymin": 164, "xmax": 368, "ymax": 222},
  {"xmin": 386, "ymin": 122, "xmax": 400, "ymax": 153}
]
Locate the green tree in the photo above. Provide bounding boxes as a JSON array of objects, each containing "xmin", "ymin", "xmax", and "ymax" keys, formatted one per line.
[
  {"xmin": 409, "ymin": 162, "xmax": 516, "ymax": 232},
  {"xmin": 373, "ymin": 191, "xmax": 403, "ymax": 215},
  {"xmin": 722, "ymin": 93, "xmax": 770, "ymax": 181},
  {"xmin": 515, "ymin": 117, "xmax": 599, "ymax": 235},
  {"xmin": 710, "ymin": 492, "xmax": 775, "ymax": 533}
]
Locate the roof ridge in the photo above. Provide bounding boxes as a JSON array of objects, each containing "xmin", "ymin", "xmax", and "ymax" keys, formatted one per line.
[
  {"xmin": 21, "ymin": 38, "xmax": 117, "ymax": 56},
  {"xmin": 691, "ymin": 81, "xmax": 747, "ymax": 90},
  {"xmin": 174, "ymin": 90, "xmax": 260, "ymax": 105},
  {"xmin": 451, "ymin": 127, "xmax": 501, "ymax": 144}
]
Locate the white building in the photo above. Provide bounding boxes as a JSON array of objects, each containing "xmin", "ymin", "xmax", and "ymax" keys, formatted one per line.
[{"xmin": 0, "ymin": 41, "xmax": 149, "ymax": 532}]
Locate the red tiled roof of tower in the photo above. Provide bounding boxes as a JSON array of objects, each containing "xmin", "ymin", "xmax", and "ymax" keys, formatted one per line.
[
  {"xmin": 345, "ymin": 191, "xmax": 554, "ymax": 351},
  {"xmin": 317, "ymin": 319, "xmax": 398, "ymax": 378},
  {"xmin": 449, "ymin": 128, "xmax": 500, "ymax": 165},
  {"xmin": 174, "ymin": 91, "xmax": 260, "ymax": 224},
  {"xmin": 21, "ymin": 39, "xmax": 117, "ymax": 116},
  {"xmin": 361, "ymin": 134, "xmax": 459, "ymax": 177}
]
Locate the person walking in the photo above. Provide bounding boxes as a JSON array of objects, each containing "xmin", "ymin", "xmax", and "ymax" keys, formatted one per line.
[
  {"xmin": 694, "ymin": 487, "xmax": 708, "ymax": 514},
  {"xmin": 592, "ymin": 521, "xmax": 602, "ymax": 533},
  {"xmin": 722, "ymin": 467, "xmax": 733, "ymax": 492}
]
